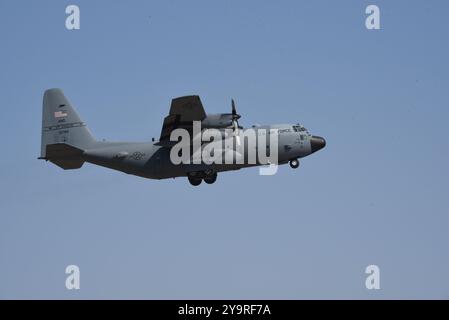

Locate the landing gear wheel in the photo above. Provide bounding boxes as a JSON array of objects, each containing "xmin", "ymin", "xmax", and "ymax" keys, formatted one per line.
[
  {"xmin": 188, "ymin": 176, "xmax": 202, "ymax": 186},
  {"xmin": 204, "ymin": 172, "xmax": 217, "ymax": 184},
  {"xmin": 289, "ymin": 159, "xmax": 300, "ymax": 169}
]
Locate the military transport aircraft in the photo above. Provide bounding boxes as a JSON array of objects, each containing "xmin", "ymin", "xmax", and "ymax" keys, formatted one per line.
[{"xmin": 39, "ymin": 89, "xmax": 325, "ymax": 186}]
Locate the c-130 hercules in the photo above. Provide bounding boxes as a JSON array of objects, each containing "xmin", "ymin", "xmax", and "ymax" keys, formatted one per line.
[{"xmin": 39, "ymin": 89, "xmax": 325, "ymax": 186}]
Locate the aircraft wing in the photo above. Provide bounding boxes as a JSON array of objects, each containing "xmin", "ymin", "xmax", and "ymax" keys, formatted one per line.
[{"xmin": 159, "ymin": 95, "xmax": 207, "ymax": 143}]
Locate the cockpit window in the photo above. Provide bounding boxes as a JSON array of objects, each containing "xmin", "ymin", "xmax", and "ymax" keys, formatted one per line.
[{"xmin": 293, "ymin": 125, "xmax": 307, "ymax": 132}]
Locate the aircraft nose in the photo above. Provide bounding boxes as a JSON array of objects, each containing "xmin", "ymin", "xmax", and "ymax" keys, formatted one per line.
[{"xmin": 311, "ymin": 136, "xmax": 326, "ymax": 153}]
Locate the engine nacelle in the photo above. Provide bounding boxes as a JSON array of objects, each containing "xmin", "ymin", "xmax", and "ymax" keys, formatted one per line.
[{"xmin": 201, "ymin": 113, "xmax": 233, "ymax": 128}]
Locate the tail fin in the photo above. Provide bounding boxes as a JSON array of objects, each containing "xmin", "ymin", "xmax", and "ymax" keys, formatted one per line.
[{"xmin": 40, "ymin": 89, "xmax": 96, "ymax": 169}]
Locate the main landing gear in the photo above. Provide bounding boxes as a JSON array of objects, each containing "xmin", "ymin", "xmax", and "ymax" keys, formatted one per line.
[
  {"xmin": 187, "ymin": 171, "xmax": 218, "ymax": 186},
  {"xmin": 204, "ymin": 172, "xmax": 217, "ymax": 184},
  {"xmin": 289, "ymin": 159, "xmax": 300, "ymax": 169},
  {"xmin": 187, "ymin": 175, "xmax": 202, "ymax": 186}
]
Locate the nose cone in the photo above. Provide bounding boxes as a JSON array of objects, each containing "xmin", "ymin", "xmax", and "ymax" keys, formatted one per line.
[{"xmin": 311, "ymin": 136, "xmax": 326, "ymax": 153}]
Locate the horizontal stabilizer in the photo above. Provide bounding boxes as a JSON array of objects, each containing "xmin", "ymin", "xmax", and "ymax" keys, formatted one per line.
[{"xmin": 40, "ymin": 143, "xmax": 85, "ymax": 170}]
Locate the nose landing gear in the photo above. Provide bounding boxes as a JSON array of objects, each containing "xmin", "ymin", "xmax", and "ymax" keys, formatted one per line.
[{"xmin": 289, "ymin": 159, "xmax": 300, "ymax": 169}]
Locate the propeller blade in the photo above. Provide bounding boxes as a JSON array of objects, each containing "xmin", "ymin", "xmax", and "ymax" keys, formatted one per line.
[
  {"xmin": 231, "ymin": 98, "xmax": 242, "ymax": 137},
  {"xmin": 231, "ymin": 99, "xmax": 241, "ymax": 120},
  {"xmin": 234, "ymin": 123, "xmax": 241, "ymax": 146},
  {"xmin": 233, "ymin": 121, "xmax": 239, "ymax": 134}
]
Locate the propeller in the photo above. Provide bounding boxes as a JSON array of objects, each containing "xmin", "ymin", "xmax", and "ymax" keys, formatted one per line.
[
  {"xmin": 231, "ymin": 99, "xmax": 242, "ymax": 145},
  {"xmin": 231, "ymin": 99, "xmax": 242, "ymax": 131}
]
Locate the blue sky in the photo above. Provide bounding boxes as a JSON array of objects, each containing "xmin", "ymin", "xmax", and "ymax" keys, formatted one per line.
[{"xmin": 0, "ymin": 0, "xmax": 448, "ymax": 299}]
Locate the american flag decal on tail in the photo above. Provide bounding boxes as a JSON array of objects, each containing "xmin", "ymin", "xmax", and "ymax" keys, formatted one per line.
[{"xmin": 54, "ymin": 111, "xmax": 68, "ymax": 118}]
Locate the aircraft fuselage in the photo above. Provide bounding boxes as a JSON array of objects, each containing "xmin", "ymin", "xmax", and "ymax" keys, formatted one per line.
[{"xmin": 82, "ymin": 124, "xmax": 325, "ymax": 180}]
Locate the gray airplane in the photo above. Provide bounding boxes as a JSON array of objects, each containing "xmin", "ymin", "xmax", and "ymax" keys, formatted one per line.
[{"xmin": 39, "ymin": 89, "xmax": 325, "ymax": 186}]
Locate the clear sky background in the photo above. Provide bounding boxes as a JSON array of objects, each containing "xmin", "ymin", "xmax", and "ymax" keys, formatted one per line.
[{"xmin": 0, "ymin": 0, "xmax": 448, "ymax": 299}]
